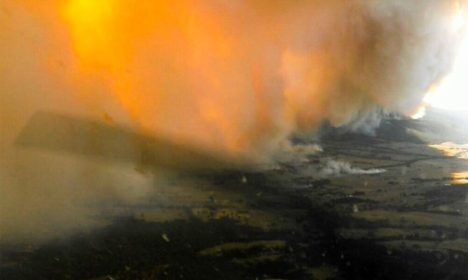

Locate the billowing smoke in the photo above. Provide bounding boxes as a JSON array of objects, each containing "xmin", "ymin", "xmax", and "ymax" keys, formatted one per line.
[
  {"xmin": 0, "ymin": 0, "xmax": 465, "ymax": 242},
  {"xmin": 319, "ymin": 159, "xmax": 386, "ymax": 177}
]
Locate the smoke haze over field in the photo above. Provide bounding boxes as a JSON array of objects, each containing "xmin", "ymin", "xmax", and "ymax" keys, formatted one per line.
[{"xmin": 0, "ymin": 0, "xmax": 466, "ymax": 241}]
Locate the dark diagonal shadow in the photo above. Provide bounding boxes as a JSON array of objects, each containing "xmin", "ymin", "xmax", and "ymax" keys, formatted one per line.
[{"xmin": 15, "ymin": 111, "xmax": 238, "ymax": 172}]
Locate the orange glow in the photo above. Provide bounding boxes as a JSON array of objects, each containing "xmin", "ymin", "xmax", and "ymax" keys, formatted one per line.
[
  {"xmin": 410, "ymin": 105, "xmax": 426, "ymax": 119},
  {"xmin": 60, "ymin": 0, "xmax": 298, "ymax": 157},
  {"xmin": 62, "ymin": 0, "xmax": 251, "ymax": 153},
  {"xmin": 430, "ymin": 142, "xmax": 468, "ymax": 159},
  {"xmin": 429, "ymin": 142, "xmax": 468, "ymax": 185},
  {"xmin": 451, "ymin": 171, "xmax": 468, "ymax": 184},
  {"xmin": 63, "ymin": 0, "xmax": 116, "ymax": 69},
  {"xmin": 22, "ymin": 0, "xmax": 458, "ymax": 159},
  {"xmin": 430, "ymin": 142, "xmax": 468, "ymax": 184}
]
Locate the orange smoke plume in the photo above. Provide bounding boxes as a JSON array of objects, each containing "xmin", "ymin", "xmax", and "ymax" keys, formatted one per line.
[
  {"xmin": 4, "ymin": 0, "xmax": 461, "ymax": 159},
  {"xmin": 62, "ymin": 0, "xmax": 290, "ymax": 157}
]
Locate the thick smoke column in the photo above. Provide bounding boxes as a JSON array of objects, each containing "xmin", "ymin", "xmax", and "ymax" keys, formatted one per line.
[{"xmin": 0, "ymin": 0, "xmax": 465, "ymax": 241}]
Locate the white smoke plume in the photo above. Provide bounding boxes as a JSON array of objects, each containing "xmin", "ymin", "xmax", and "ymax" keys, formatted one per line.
[{"xmin": 319, "ymin": 159, "xmax": 386, "ymax": 177}]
